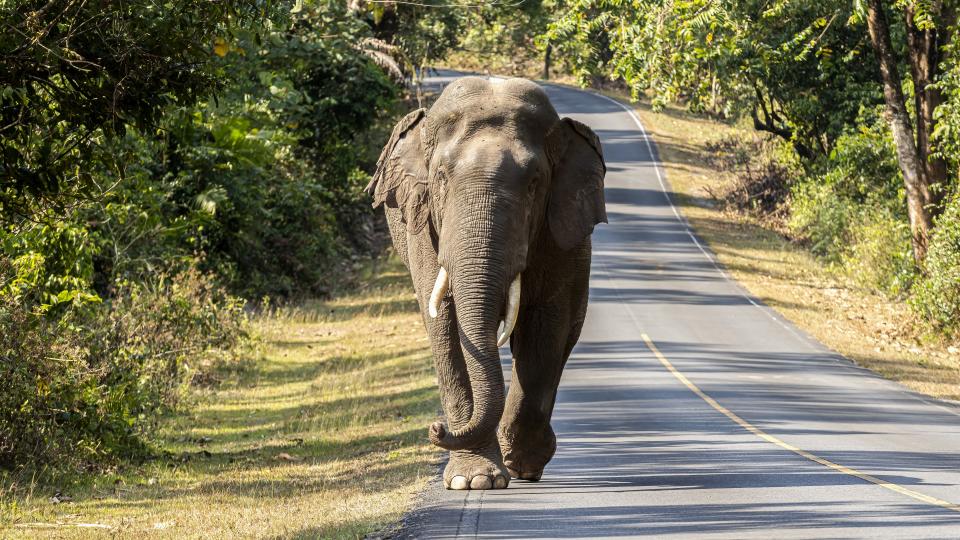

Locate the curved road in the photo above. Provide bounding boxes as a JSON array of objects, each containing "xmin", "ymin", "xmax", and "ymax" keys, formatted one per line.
[{"xmin": 399, "ymin": 71, "xmax": 960, "ymax": 538}]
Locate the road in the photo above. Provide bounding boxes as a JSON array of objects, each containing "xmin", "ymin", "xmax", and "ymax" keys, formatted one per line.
[{"xmin": 398, "ymin": 71, "xmax": 960, "ymax": 538}]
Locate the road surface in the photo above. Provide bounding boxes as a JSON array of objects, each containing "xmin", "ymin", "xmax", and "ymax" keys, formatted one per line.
[{"xmin": 398, "ymin": 71, "xmax": 960, "ymax": 538}]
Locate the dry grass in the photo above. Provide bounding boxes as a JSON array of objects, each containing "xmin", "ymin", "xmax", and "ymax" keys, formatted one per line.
[
  {"xmin": 609, "ymin": 94, "xmax": 960, "ymax": 401},
  {"xmin": 1, "ymin": 256, "xmax": 438, "ymax": 539}
]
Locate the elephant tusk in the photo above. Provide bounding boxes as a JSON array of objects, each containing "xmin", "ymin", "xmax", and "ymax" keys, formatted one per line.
[
  {"xmin": 428, "ymin": 267, "xmax": 449, "ymax": 318},
  {"xmin": 497, "ymin": 274, "xmax": 521, "ymax": 347}
]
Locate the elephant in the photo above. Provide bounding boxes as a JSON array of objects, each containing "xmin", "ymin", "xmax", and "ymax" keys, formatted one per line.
[{"xmin": 366, "ymin": 76, "xmax": 606, "ymax": 490}]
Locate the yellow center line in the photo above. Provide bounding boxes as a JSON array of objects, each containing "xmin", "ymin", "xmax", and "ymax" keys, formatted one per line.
[{"xmin": 640, "ymin": 333, "xmax": 960, "ymax": 513}]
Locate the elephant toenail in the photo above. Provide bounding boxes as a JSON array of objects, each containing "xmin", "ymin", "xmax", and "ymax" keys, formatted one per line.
[
  {"xmin": 449, "ymin": 476, "xmax": 469, "ymax": 490},
  {"xmin": 493, "ymin": 475, "xmax": 508, "ymax": 489},
  {"xmin": 522, "ymin": 470, "xmax": 542, "ymax": 481},
  {"xmin": 470, "ymin": 475, "xmax": 493, "ymax": 490}
]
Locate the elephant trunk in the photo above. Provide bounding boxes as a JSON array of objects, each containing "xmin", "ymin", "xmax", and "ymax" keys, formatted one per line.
[
  {"xmin": 430, "ymin": 183, "xmax": 525, "ymax": 450},
  {"xmin": 429, "ymin": 256, "xmax": 508, "ymax": 450}
]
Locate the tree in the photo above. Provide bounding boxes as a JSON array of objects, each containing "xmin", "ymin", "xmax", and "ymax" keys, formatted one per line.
[
  {"xmin": 904, "ymin": 1, "xmax": 954, "ymax": 209},
  {"xmin": 351, "ymin": 0, "xmax": 464, "ymax": 70},
  {"xmin": 0, "ymin": 0, "xmax": 263, "ymax": 219},
  {"xmin": 865, "ymin": 0, "xmax": 936, "ymax": 262},
  {"xmin": 547, "ymin": 1, "xmax": 882, "ymax": 160},
  {"xmin": 862, "ymin": 0, "xmax": 957, "ymax": 262}
]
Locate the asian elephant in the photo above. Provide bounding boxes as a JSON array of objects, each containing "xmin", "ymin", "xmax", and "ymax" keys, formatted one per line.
[{"xmin": 366, "ymin": 76, "xmax": 606, "ymax": 490}]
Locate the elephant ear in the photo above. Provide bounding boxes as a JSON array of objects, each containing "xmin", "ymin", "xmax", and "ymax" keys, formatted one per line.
[
  {"xmin": 546, "ymin": 117, "xmax": 607, "ymax": 250},
  {"xmin": 365, "ymin": 108, "xmax": 430, "ymax": 233}
]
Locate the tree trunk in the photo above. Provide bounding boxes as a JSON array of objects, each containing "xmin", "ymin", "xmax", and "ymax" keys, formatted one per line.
[
  {"xmin": 866, "ymin": 0, "xmax": 934, "ymax": 263},
  {"xmin": 906, "ymin": 1, "xmax": 949, "ymax": 213},
  {"xmin": 543, "ymin": 42, "xmax": 552, "ymax": 81}
]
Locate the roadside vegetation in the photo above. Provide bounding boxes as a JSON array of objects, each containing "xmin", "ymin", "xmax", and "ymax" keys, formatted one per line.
[
  {"xmin": 2, "ymin": 257, "xmax": 435, "ymax": 537},
  {"xmin": 1, "ymin": 0, "xmax": 402, "ymax": 482},
  {"xmin": 0, "ymin": 0, "xmax": 448, "ymax": 533}
]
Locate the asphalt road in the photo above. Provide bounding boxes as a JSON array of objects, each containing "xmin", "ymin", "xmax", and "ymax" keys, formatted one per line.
[{"xmin": 398, "ymin": 71, "xmax": 960, "ymax": 539}]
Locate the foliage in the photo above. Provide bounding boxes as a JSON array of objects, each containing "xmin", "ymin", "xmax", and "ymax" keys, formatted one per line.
[
  {"xmin": 788, "ymin": 180, "xmax": 855, "ymax": 262},
  {"xmin": 2, "ymin": 0, "xmax": 400, "ymax": 301},
  {"xmin": 932, "ymin": 24, "xmax": 960, "ymax": 179},
  {"xmin": 354, "ymin": 0, "xmax": 464, "ymax": 68},
  {"xmin": 0, "ymin": 0, "xmax": 403, "ymax": 475},
  {"xmin": 547, "ymin": 1, "xmax": 883, "ymax": 158},
  {"xmin": 788, "ymin": 107, "xmax": 915, "ymax": 293},
  {"xmin": 116, "ymin": 9, "xmax": 398, "ymax": 297},
  {"xmin": 843, "ymin": 210, "xmax": 916, "ymax": 296},
  {"xmin": 0, "ymin": 259, "xmax": 249, "ymax": 473},
  {"xmin": 0, "ymin": 0, "xmax": 264, "ymax": 217},
  {"xmin": 912, "ymin": 195, "xmax": 960, "ymax": 336},
  {"xmin": 452, "ymin": 0, "xmax": 557, "ymax": 76}
]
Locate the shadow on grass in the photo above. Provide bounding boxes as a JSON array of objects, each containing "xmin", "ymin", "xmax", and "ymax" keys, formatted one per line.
[
  {"xmin": 243, "ymin": 344, "xmax": 430, "ymax": 390},
  {"xmin": 87, "ymin": 427, "xmax": 433, "ymax": 509},
  {"xmin": 170, "ymin": 382, "xmax": 436, "ymax": 448}
]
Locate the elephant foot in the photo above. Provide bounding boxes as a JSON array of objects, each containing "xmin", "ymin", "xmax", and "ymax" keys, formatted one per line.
[
  {"xmin": 504, "ymin": 465, "xmax": 543, "ymax": 481},
  {"xmin": 499, "ymin": 424, "xmax": 556, "ymax": 482},
  {"xmin": 443, "ymin": 444, "xmax": 510, "ymax": 490}
]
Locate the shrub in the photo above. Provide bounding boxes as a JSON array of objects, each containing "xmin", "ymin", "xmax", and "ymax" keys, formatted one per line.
[
  {"xmin": 843, "ymin": 210, "xmax": 916, "ymax": 296},
  {"xmin": 911, "ymin": 196, "xmax": 960, "ymax": 337},
  {"xmin": 0, "ymin": 0, "xmax": 264, "ymax": 216},
  {"xmin": 103, "ymin": 12, "xmax": 402, "ymax": 299},
  {"xmin": 787, "ymin": 107, "xmax": 913, "ymax": 291},
  {"xmin": 0, "ymin": 0, "xmax": 410, "ymax": 485},
  {"xmin": 788, "ymin": 180, "xmax": 856, "ymax": 262},
  {"xmin": 0, "ymin": 260, "xmax": 249, "ymax": 473}
]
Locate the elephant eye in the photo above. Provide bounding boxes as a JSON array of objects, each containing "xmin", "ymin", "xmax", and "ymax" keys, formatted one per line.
[{"xmin": 526, "ymin": 171, "xmax": 539, "ymax": 195}]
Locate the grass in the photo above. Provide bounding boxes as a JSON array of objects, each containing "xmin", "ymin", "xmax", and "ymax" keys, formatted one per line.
[
  {"xmin": 1, "ymin": 256, "xmax": 439, "ymax": 539},
  {"xmin": 612, "ymin": 94, "xmax": 960, "ymax": 401}
]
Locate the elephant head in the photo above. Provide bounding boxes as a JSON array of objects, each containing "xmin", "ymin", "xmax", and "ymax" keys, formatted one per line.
[{"xmin": 366, "ymin": 77, "xmax": 606, "ymax": 451}]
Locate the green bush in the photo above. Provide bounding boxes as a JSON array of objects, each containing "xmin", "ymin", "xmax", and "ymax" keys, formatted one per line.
[
  {"xmin": 0, "ymin": 259, "xmax": 249, "ymax": 473},
  {"xmin": 0, "ymin": 0, "xmax": 263, "ymax": 214},
  {"xmin": 80, "ymin": 7, "xmax": 402, "ymax": 299},
  {"xmin": 787, "ymin": 107, "xmax": 914, "ymax": 292},
  {"xmin": 911, "ymin": 196, "xmax": 960, "ymax": 337},
  {"xmin": 843, "ymin": 210, "xmax": 916, "ymax": 296},
  {"xmin": 788, "ymin": 180, "xmax": 856, "ymax": 262},
  {"xmin": 0, "ymin": 2, "xmax": 404, "ymax": 477}
]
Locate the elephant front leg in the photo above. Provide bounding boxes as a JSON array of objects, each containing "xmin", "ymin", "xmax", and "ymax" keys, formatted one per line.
[
  {"xmin": 425, "ymin": 309, "xmax": 510, "ymax": 489},
  {"xmin": 499, "ymin": 303, "xmax": 584, "ymax": 482},
  {"xmin": 414, "ymin": 259, "xmax": 510, "ymax": 490}
]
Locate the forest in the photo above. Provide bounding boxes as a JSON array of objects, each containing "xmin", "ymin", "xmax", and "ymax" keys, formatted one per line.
[{"xmin": 3, "ymin": 0, "xmax": 960, "ymax": 504}]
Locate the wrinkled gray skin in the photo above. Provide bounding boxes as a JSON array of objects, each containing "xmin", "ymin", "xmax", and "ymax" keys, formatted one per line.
[{"xmin": 366, "ymin": 77, "xmax": 606, "ymax": 490}]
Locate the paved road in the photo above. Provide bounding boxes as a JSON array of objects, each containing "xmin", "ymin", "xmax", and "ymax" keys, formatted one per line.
[{"xmin": 399, "ymin": 71, "xmax": 960, "ymax": 538}]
